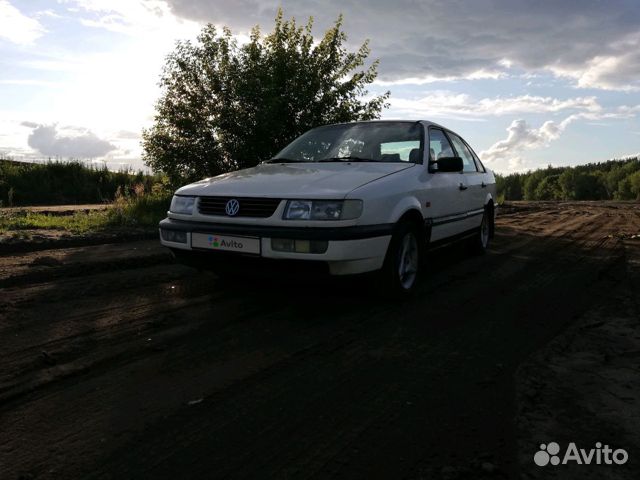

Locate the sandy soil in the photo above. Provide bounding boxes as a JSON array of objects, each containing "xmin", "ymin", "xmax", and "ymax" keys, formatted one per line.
[
  {"xmin": 516, "ymin": 225, "xmax": 640, "ymax": 479},
  {"xmin": 0, "ymin": 202, "xmax": 639, "ymax": 479}
]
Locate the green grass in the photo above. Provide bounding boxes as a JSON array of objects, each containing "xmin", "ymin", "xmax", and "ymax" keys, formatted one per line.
[
  {"xmin": 0, "ymin": 193, "xmax": 171, "ymax": 235},
  {"xmin": 0, "ymin": 157, "xmax": 173, "ymax": 238},
  {"xmin": 0, "ymin": 158, "xmax": 165, "ymax": 207},
  {"xmin": 0, "ymin": 210, "xmax": 112, "ymax": 234},
  {"xmin": 107, "ymin": 192, "xmax": 171, "ymax": 228}
]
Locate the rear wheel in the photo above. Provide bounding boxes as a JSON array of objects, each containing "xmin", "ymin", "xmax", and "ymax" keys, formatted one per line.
[
  {"xmin": 380, "ymin": 220, "xmax": 421, "ymax": 296},
  {"xmin": 470, "ymin": 206, "xmax": 492, "ymax": 254}
]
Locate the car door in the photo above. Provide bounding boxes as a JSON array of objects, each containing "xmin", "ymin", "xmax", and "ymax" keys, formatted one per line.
[
  {"xmin": 422, "ymin": 128, "xmax": 469, "ymax": 242},
  {"xmin": 467, "ymin": 141, "xmax": 494, "ymax": 200},
  {"xmin": 447, "ymin": 131, "xmax": 485, "ymax": 229}
]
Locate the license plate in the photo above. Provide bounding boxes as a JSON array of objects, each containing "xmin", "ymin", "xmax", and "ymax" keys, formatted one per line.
[{"xmin": 191, "ymin": 233, "xmax": 260, "ymax": 254}]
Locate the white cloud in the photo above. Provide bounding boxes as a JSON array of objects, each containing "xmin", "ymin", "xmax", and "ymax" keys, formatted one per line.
[
  {"xmin": 475, "ymin": 101, "xmax": 640, "ymax": 170},
  {"xmin": 35, "ymin": 9, "xmax": 63, "ymax": 19},
  {"xmin": 476, "ymin": 111, "xmax": 628, "ymax": 171},
  {"xmin": 23, "ymin": 123, "xmax": 116, "ymax": 158},
  {"xmin": 616, "ymin": 104, "xmax": 640, "ymax": 115},
  {"xmin": 0, "ymin": 79, "xmax": 63, "ymax": 87},
  {"xmin": 0, "ymin": 0, "xmax": 46, "ymax": 45},
  {"xmin": 549, "ymin": 32, "xmax": 640, "ymax": 91},
  {"xmin": 388, "ymin": 93, "xmax": 602, "ymax": 120},
  {"xmin": 480, "ymin": 114, "xmax": 580, "ymax": 170},
  {"xmin": 61, "ymin": 0, "xmax": 199, "ymax": 37},
  {"xmin": 18, "ymin": 58, "xmax": 79, "ymax": 72},
  {"xmin": 374, "ymin": 69, "xmax": 506, "ymax": 86},
  {"xmin": 115, "ymin": 130, "xmax": 141, "ymax": 140}
]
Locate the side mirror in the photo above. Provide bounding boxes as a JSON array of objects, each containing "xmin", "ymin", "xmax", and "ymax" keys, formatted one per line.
[{"xmin": 430, "ymin": 156, "xmax": 463, "ymax": 173}]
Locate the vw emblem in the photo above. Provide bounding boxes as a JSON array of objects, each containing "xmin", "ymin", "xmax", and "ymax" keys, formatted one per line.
[{"xmin": 225, "ymin": 199, "xmax": 240, "ymax": 216}]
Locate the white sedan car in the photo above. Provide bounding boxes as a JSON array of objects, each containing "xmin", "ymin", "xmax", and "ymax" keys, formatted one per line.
[{"xmin": 159, "ymin": 120, "xmax": 496, "ymax": 294}]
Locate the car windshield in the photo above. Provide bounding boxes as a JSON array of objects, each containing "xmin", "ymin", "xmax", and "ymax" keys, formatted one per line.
[{"xmin": 271, "ymin": 122, "xmax": 423, "ymax": 163}]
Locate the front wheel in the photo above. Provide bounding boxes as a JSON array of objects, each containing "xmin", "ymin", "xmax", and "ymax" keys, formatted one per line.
[{"xmin": 380, "ymin": 221, "xmax": 421, "ymax": 296}]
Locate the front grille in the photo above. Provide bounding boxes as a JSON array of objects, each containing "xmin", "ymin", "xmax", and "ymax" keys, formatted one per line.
[{"xmin": 198, "ymin": 196, "xmax": 282, "ymax": 218}]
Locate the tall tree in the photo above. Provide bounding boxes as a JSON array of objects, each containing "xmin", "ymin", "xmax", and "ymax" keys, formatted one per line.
[{"xmin": 143, "ymin": 11, "xmax": 390, "ymax": 184}]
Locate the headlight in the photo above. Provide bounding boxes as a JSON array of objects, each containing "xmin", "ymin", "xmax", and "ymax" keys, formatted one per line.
[
  {"xmin": 169, "ymin": 195, "xmax": 195, "ymax": 215},
  {"xmin": 283, "ymin": 200, "xmax": 362, "ymax": 220}
]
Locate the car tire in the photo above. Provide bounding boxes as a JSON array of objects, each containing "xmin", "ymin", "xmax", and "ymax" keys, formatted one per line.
[
  {"xmin": 470, "ymin": 206, "xmax": 492, "ymax": 255},
  {"xmin": 380, "ymin": 220, "xmax": 421, "ymax": 296}
]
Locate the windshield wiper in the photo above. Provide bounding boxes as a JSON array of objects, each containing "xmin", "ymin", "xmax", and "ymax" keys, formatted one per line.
[
  {"xmin": 263, "ymin": 158, "xmax": 308, "ymax": 164},
  {"xmin": 318, "ymin": 156, "xmax": 376, "ymax": 162}
]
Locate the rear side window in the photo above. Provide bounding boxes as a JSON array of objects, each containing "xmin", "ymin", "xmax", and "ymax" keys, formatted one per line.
[
  {"xmin": 428, "ymin": 129, "xmax": 454, "ymax": 162},
  {"xmin": 469, "ymin": 147, "xmax": 486, "ymax": 172},
  {"xmin": 448, "ymin": 132, "xmax": 478, "ymax": 173}
]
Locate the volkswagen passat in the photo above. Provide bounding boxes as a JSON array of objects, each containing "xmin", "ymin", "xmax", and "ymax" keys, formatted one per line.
[{"xmin": 159, "ymin": 120, "xmax": 496, "ymax": 294}]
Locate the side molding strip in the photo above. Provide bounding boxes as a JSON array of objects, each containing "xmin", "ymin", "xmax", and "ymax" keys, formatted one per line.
[{"xmin": 426, "ymin": 207, "xmax": 485, "ymax": 227}]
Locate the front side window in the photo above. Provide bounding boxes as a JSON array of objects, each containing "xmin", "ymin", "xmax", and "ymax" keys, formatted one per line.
[
  {"xmin": 273, "ymin": 122, "xmax": 423, "ymax": 163},
  {"xmin": 448, "ymin": 132, "xmax": 478, "ymax": 173}
]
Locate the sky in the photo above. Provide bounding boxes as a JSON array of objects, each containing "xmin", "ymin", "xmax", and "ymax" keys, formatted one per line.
[{"xmin": 1, "ymin": 0, "xmax": 639, "ymax": 174}]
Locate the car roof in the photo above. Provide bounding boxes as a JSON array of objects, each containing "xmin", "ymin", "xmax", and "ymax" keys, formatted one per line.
[{"xmin": 322, "ymin": 119, "xmax": 451, "ymax": 131}]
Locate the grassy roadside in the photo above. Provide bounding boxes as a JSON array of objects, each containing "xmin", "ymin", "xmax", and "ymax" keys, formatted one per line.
[
  {"xmin": 0, "ymin": 158, "xmax": 163, "ymax": 207},
  {"xmin": 0, "ymin": 191, "xmax": 171, "ymax": 236},
  {"xmin": 0, "ymin": 159, "xmax": 174, "ymax": 244},
  {"xmin": 0, "ymin": 209, "xmax": 112, "ymax": 234}
]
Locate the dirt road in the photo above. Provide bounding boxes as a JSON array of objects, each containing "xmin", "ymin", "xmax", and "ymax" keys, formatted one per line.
[
  {"xmin": 1, "ymin": 202, "xmax": 639, "ymax": 479},
  {"xmin": 0, "ymin": 204, "xmax": 109, "ymax": 215}
]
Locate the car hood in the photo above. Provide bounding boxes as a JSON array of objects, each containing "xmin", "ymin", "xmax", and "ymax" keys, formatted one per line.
[{"xmin": 176, "ymin": 162, "xmax": 414, "ymax": 198}]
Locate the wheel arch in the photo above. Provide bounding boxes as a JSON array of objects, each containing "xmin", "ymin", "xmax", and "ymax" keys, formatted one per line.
[
  {"xmin": 394, "ymin": 206, "xmax": 429, "ymax": 248},
  {"xmin": 397, "ymin": 207, "xmax": 424, "ymax": 227},
  {"xmin": 389, "ymin": 196, "xmax": 423, "ymax": 224},
  {"xmin": 483, "ymin": 192, "xmax": 495, "ymax": 207}
]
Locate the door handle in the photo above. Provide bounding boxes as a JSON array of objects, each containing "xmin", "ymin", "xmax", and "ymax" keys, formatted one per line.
[
  {"xmin": 481, "ymin": 182, "xmax": 487, "ymax": 188},
  {"xmin": 459, "ymin": 183, "xmax": 468, "ymax": 191}
]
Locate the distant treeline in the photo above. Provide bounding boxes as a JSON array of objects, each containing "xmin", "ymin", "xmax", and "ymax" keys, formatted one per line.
[
  {"xmin": 496, "ymin": 156, "xmax": 640, "ymax": 201},
  {"xmin": 0, "ymin": 158, "xmax": 163, "ymax": 206}
]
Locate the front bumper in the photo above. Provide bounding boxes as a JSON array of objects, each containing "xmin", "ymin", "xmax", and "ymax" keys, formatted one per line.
[{"xmin": 159, "ymin": 218, "xmax": 393, "ymax": 275}]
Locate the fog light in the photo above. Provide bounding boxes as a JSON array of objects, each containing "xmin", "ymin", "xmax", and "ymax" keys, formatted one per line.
[
  {"xmin": 271, "ymin": 238, "xmax": 328, "ymax": 254},
  {"xmin": 295, "ymin": 240, "xmax": 311, "ymax": 253},
  {"xmin": 271, "ymin": 238, "xmax": 295, "ymax": 252},
  {"xmin": 307, "ymin": 240, "xmax": 328, "ymax": 253},
  {"xmin": 161, "ymin": 229, "xmax": 187, "ymax": 243}
]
